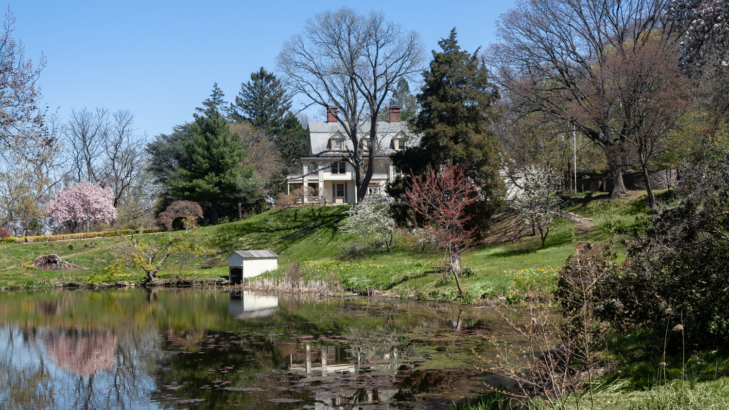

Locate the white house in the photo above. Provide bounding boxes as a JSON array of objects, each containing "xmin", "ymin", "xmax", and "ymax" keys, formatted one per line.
[
  {"xmin": 286, "ymin": 105, "xmax": 419, "ymax": 204},
  {"xmin": 228, "ymin": 250, "xmax": 278, "ymax": 284}
]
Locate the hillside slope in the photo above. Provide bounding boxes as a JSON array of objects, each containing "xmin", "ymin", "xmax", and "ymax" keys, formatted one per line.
[{"xmin": 1, "ymin": 192, "xmax": 655, "ymax": 294}]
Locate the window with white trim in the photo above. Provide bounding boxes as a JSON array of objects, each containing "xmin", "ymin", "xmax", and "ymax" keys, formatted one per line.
[
  {"xmin": 330, "ymin": 161, "xmax": 346, "ymax": 174},
  {"xmin": 392, "ymin": 137, "xmax": 407, "ymax": 151}
]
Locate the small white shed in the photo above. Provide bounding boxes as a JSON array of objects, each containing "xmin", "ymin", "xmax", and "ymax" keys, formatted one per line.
[{"xmin": 228, "ymin": 250, "xmax": 278, "ymax": 284}]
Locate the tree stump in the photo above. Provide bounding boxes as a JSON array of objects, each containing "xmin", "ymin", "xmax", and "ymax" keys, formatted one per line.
[{"xmin": 34, "ymin": 254, "xmax": 73, "ymax": 271}]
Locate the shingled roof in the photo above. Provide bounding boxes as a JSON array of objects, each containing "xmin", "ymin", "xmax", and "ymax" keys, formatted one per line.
[{"xmin": 307, "ymin": 121, "xmax": 418, "ymax": 156}]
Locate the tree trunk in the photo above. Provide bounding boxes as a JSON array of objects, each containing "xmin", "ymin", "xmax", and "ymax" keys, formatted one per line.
[
  {"xmin": 210, "ymin": 201, "xmax": 219, "ymax": 224},
  {"xmin": 358, "ymin": 134, "xmax": 377, "ymax": 202},
  {"xmin": 642, "ymin": 166, "xmax": 656, "ymax": 209},
  {"xmin": 539, "ymin": 225, "xmax": 549, "ymax": 248},
  {"xmin": 609, "ymin": 163, "xmax": 628, "ymax": 198},
  {"xmin": 143, "ymin": 270, "xmax": 158, "ymax": 284},
  {"xmin": 449, "ymin": 245, "xmax": 464, "ymax": 298}
]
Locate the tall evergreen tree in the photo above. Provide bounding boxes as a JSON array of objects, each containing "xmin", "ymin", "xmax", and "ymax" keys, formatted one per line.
[
  {"xmin": 378, "ymin": 78, "xmax": 419, "ymax": 123},
  {"xmin": 196, "ymin": 83, "xmax": 227, "ymax": 114},
  {"xmin": 390, "ymin": 28, "xmax": 504, "ymax": 232},
  {"xmin": 229, "ymin": 67, "xmax": 292, "ymax": 136},
  {"xmin": 276, "ymin": 114, "xmax": 307, "ymax": 169},
  {"xmin": 145, "ymin": 123, "xmax": 193, "ymax": 206},
  {"xmin": 170, "ymin": 101, "xmax": 252, "ymax": 224}
]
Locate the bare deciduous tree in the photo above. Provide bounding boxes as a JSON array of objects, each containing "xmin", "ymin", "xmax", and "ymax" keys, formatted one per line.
[
  {"xmin": 605, "ymin": 39, "xmax": 690, "ymax": 208},
  {"xmin": 277, "ymin": 7, "xmax": 424, "ymax": 201},
  {"xmin": 487, "ymin": 0, "xmax": 671, "ymax": 198},
  {"xmin": 64, "ymin": 108, "xmax": 145, "ymax": 207},
  {"xmin": 0, "ymin": 8, "xmax": 51, "ymax": 160},
  {"xmin": 0, "ymin": 119, "xmax": 65, "ymax": 236}
]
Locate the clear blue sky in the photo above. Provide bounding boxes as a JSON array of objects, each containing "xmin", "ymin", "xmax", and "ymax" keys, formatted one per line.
[{"xmin": 12, "ymin": 0, "xmax": 514, "ymax": 139}]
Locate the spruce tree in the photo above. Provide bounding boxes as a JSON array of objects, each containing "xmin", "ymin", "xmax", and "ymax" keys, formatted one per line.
[
  {"xmin": 391, "ymin": 28, "xmax": 504, "ymax": 232},
  {"xmin": 229, "ymin": 67, "xmax": 292, "ymax": 136},
  {"xmin": 171, "ymin": 102, "xmax": 251, "ymax": 224},
  {"xmin": 196, "ymin": 83, "xmax": 227, "ymax": 114},
  {"xmin": 378, "ymin": 78, "xmax": 419, "ymax": 123}
]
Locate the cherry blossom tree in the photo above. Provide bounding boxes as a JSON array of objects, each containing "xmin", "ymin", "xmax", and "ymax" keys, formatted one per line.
[
  {"xmin": 341, "ymin": 195, "xmax": 396, "ymax": 252},
  {"xmin": 405, "ymin": 164, "xmax": 478, "ymax": 297},
  {"xmin": 512, "ymin": 165, "xmax": 562, "ymax": 248},
  {"xmin": 47, "ymin": 181, "xmax": 117, "ymax": 233}
]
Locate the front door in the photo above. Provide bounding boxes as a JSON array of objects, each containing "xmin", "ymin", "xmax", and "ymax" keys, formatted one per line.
[{"xmin": 334, "ymin": 183, "xmax": 345, "ymax": 204}]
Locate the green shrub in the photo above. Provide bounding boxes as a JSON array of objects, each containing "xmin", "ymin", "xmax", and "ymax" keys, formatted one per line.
[
  {"xmin": 1, "ymin": 237, "xmax": 15, "ymax": 243},
  {"xmin": 87, "ymin": 261, "xmax": 125, "ymax": 285},
  {"xmin": 461, "ymin": 267, "xmax": 476, "ymax": 278},
  {"xmin": 435, "ymin": 274, "xmax": 454, "ymax": 286}
]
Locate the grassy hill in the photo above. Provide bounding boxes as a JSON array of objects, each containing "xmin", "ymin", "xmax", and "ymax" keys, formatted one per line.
[{"xmin": 0, "ymin": 191, "xmax": 657, "ymax": 296}]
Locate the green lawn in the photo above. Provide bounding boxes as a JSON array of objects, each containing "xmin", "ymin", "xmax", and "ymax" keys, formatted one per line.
[{"xmin": 0, "ymin": 192, "xmax": 655, "ymax": 295}]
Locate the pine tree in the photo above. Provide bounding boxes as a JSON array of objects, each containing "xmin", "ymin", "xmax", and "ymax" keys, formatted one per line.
[
  {"xmin": 229, "ymin": 67, "xmax": 292, "ymax": 136},
  {"xmin": 391, "ymin": 28, "xmax": 504, "ymax": 232},
  {"xmin": 171, "ymin": 102, "xmax": 252, "ymax": 224},
  {"xmin": 196, "ymin": 83, "xmax": 227, "ymax": 114},
  {"xmin": 378, "ymin": 78, "xmax": 419, "ymax": 123}
]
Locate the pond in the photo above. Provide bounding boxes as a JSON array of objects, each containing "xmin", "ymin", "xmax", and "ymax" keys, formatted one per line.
[{"xmin": 0, "ymin": 289, "xmax": 520, "ymax": 409}]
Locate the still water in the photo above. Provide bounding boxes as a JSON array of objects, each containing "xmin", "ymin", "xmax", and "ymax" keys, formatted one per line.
[{"xmin": 0, "ymin": 289, "xmax": 513, "ymax": 409}]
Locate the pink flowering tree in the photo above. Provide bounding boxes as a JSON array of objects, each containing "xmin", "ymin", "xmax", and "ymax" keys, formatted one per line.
[{"xmin": 47, "ymin": 182, "xmax": 117, "ymax": 233}]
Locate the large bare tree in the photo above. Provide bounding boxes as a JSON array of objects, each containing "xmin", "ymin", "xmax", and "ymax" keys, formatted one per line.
[
  {"xmin": 64, "ymin": 108, "xmax": 145, "ymax": 207},
  {"xmin": 0, "ymin": 8, "xmax": 51, "ymax": 160},
  {"xmin": 277, "ymin": 7, "xmax": 424, "ymax": 201},
  {"xmin": 0, "ymin": 117, "xmax": 65, "ymax": 236},
  {"xmin": 605, "ymin": 38, "xmax": 690, "ymax": 208},
  {"xmin": 487, "ymin": 0, "xmax": 671, "ymax": 198}
]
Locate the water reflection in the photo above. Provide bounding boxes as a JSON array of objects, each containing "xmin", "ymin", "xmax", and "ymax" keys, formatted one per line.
[
  {"xmin": 0, "ymin": 289, "xmax": 508, "ymax": 409},
  {"xmin": 228, "ymin": 291, "xmax": 279, "ymax": 319}
]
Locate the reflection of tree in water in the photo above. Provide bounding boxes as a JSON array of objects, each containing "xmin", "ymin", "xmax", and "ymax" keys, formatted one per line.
[
  {"xmin": 44, "ymin": 330, "xmax": 117, "ymax": 376},
  {"xmin": 0, "ymin": 326, "xmax": 55, "ymax": 409}
]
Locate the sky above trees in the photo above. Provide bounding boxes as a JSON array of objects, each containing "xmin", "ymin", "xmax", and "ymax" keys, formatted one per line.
[{"xmin": 11, "ymin": 0, "xmax": 515, "ymax": 139}]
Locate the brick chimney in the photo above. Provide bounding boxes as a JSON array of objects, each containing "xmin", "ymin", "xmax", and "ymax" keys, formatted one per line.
[
  {"xmin": 389, "ymin": 104, "xmax": 401, "ymax": 122},
  {"xmin": 327, "ymin": 106, "xmax": 338, "ymax": 123}
]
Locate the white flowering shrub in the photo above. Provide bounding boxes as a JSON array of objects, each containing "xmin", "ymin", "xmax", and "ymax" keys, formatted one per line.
[
  {"xmin": 341, "ymin": 195, "xmax": 396, "ymax": 252},
  {"xmin": 512, "ymin": 165, "xmax": 562, "ymax": 248}
]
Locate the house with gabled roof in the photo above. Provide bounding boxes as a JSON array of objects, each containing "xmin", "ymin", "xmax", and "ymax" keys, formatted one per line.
[{"xmin": 285, "ymin": 105, "xmax": 419, "ymax": 204}]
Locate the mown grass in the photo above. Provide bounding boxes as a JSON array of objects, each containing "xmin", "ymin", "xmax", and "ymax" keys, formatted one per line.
[
  {"xmin": 451, "ymin": 380, "xmax": 729, "ymax": 410},
  {"xmin": 0, "ymin": 191, "xmax": 655, "ymax": 296}
]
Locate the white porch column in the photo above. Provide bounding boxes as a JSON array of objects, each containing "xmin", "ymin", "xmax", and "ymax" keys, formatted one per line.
[
  {"xmin": 318, "ymin": 162, "xmax": 324, "ymax": 205},
  {"xmin": 303, "ymin": 176, "xmax": 308, "ymax": 203},
  {"xmin": 302, "ymin": 163, "xmax": 308, "ymax": 204}
]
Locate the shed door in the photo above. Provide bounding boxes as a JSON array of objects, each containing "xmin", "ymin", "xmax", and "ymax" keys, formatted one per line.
[{"xmin": 229, "ymin": 267, "xmax": 243, "ymax": 285}]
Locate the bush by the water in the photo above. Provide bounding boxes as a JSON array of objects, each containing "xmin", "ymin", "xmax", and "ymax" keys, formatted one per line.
[{"xmin": 560, "ymin": 149, "xmax": 729, "ymax": 350}]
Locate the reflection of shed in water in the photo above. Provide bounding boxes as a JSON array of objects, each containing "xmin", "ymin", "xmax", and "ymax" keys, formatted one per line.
[{"xmin": 228, "ymin": 291, "xmax": 279, "ymax": 319}]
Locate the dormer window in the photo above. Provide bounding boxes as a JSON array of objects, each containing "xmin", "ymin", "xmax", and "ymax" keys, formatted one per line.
[
  {"xmin": 330, "ymin": 138, "xmax": 345, "ymax": 151},
  {"xmin": 392, "ymin": 135, "xmax": 408, "ymax": 151}
]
